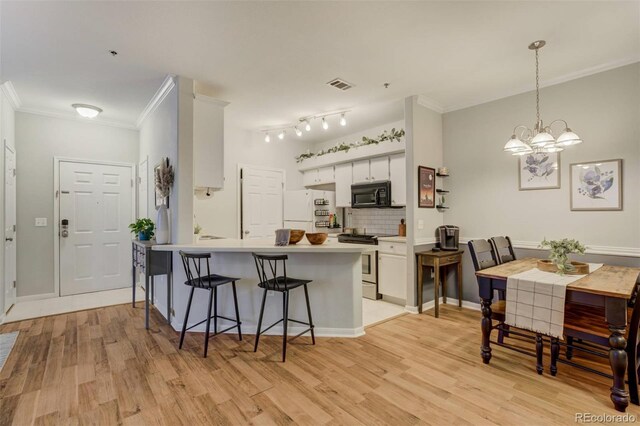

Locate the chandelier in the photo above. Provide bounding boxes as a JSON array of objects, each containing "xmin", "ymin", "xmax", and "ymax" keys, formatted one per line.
[{"xmin": 504, "ymin": 40, "xmax": 583, "ymax": 156}]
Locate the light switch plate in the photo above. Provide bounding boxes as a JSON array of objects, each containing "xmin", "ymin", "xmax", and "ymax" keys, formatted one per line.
[
  {"xmin": 35, "ymin": 218, "xmax": 47, "ymax": 227},
  {"xmin": 418, "ymin": 219, "xmax": 424, "ymax": 230}
]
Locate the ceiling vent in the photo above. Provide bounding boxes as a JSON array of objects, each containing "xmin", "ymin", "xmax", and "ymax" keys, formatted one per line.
[{"xmin": 327, "ymin": 78, "xmax": 354, "ymax": 91}]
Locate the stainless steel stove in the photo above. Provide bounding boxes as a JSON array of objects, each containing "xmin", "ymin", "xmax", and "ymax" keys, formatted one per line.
[{"xmin": 338, "ymin": 233, "xmax": 398, "ymax": 300}]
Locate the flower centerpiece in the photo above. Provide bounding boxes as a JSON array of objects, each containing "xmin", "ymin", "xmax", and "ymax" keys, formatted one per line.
[
  {"xmin": 538, "ymin": 238, "xmax": 587, "ymax": 275},
  {"xmin": 154, "ymin": 158, "xmax": 174, "ymax": 244}
]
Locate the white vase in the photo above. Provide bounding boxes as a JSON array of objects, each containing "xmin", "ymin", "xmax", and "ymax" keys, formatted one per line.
[{"xmin": 156, "ymin": 204, "xmax": 169, "ymax": 244}]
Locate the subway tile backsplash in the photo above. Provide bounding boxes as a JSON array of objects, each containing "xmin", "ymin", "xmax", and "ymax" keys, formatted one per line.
[{"xmin": 345, "ymin": 207, "xmax": 406, "ymax": 235}]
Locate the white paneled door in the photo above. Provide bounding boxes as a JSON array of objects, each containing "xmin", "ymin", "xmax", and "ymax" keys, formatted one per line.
[
  {"xmin": 4, "ymin": 143, "xmax": 16, "ymax": 313},
  {"xmin": 59, "ymin": 161, "xmax": 133, "ymax": 296},
  {"xmin": 241, "ymin": 167, "xmax": 284, "ymax": 239}
]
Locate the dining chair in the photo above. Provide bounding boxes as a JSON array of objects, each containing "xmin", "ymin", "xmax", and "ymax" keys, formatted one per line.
[
  {"xmin": 469, "ymin": 239, "xmax": 544, "ymax": 374},
  {"xmin": 489, "ymin": 236, "xmax": 516, "ymax": 264}
]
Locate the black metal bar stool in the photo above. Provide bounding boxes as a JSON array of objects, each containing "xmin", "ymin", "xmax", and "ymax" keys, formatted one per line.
[
  {"xmin": 178, "ymin": 251, "xmax": 242, "ymax": 358},
  {"xmin": 252, "ymin": 253, "xmax": 315, "ymax": 362}
]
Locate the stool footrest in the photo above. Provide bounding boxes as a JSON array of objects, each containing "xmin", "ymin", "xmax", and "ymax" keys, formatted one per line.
[
  {"xmin": 207, "ymin": 323, "xmax": 242, "ymax": 339},
  {"xmin": 185, "ymin": 315, "xmax": 242, "ymax": 332}
]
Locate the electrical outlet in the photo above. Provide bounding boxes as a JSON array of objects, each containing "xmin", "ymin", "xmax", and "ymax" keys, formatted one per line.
[
  {"xmin": 35, "ymin": 218, "xmax": 47, "ymax": 227},
  {"xmin": 418, "ymin": 219, "xmax": 424, "ymax": 230}
]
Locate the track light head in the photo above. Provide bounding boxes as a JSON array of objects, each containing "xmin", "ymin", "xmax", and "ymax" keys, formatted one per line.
[
  {"xmin": 340, "ymin": 113, "xmax": 346, "ymax": 126},
  {"xmin": 322, "ymin": 117, "xmax": 329, "ymax": 130},
  {"xmin": 278, "ymin": 130, "xmax": 285, "ymax": 140},
  {"xmin": 295, "ymin": 126, "xmax": 302, "ymax": 137},
  {"xmin": 305, "ymin": 120, "xmax": 311, "ymax": 132},
  {"xmin": 264, "ymin": 133, "xmax": 271, "ymax": 143}
]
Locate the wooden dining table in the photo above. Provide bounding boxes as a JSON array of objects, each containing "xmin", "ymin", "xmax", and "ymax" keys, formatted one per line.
[{"xmin": 475, "ymin": 258, "xmax": 640, "ymax": 412}]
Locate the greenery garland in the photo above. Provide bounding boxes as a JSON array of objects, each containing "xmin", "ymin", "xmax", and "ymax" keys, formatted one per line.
[{"xmin": 295, "ymin": 128, "xmax": 405, "ymax": 163}]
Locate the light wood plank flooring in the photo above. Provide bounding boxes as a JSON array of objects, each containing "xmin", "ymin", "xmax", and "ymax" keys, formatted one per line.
[{"xmin": 1, "ymin": 303, "xmax": 638, "ymax": 425}]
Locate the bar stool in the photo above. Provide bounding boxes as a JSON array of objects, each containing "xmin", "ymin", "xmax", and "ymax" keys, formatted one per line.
[
  {"xmin": 252, "ymin": 253, "xmax": 315, "ymax": 362},
  {"xmin": 178, "ymin": 251, "xmax": 242, "ymax": 358}
]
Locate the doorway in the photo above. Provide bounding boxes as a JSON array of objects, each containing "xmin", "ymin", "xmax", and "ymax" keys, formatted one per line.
[
  {"xmin": 55, "ymin": 159, "xmax": 134, "ymax": 296},
  {"xmin": 3, "ymin": 142, "xmax": 16, "ymax": 313},
  {"xmin": 240, "ymin": 166, "xmax": 284, "ymax": 239}
]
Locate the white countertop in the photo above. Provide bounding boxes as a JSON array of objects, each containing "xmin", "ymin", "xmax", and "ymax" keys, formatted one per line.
[
  {"xmin": 152, "ymin": 237, "xmax": 368, "ymax": 253},
  {"xmin": 377, "ymin": 236, "xmax": 407, "ymax": 243}
]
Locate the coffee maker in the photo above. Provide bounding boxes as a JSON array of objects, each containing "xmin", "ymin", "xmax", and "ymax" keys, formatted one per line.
[{"xmin": 436, "ymin": 225, "xmax": 460, "ymax": 251}]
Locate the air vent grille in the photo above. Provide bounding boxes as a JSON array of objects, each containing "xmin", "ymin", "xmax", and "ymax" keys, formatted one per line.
[{"xmin": 327, "ymin": 78, "xmax": 354, "ymax": 91}]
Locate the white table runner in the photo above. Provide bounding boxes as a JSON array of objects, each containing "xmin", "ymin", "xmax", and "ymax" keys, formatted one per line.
[{"xmin": 505, "ymin": 263, "xmax": 603, "ymax": 339}]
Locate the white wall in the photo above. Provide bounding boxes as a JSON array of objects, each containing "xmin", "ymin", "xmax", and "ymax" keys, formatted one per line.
[
  {"xmin": 15, "ymin": 113, "xmax": 139, "ymax": 297},
  {"xmin": 443, "ymin": 63, "xmax": 640, "ymax": 251},
  {"xmin": 193, "ymin": 125, "xmax": 309, "ymax": 238}
]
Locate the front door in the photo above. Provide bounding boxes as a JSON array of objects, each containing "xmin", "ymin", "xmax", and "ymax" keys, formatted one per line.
[
  {"xmin": 4, "ymin": 143, "xmax": 16, "ymax": 313},
  {"xmin": 59, "ymin": 161, "xmax": 133, "ymax": 296},
  {"xmin": 241, "ymin": 167, "xmax": 284, "ymax": 239}
]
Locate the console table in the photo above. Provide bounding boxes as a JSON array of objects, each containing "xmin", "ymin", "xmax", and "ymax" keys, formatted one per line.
[
  {"xmin": 416, "ymin": 249, "xmax": 464, "ymax": 317},
  {"xmin": 132, "ymin": 240, "xmax": 172, "ymax": 329}
]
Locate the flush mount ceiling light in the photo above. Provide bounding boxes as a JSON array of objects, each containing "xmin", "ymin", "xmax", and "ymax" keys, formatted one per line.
[
  {"xmin": 72, "ymin": 103, "xmax": 102, "ymax": 119},
  {"xmin": 503, "ymin": 40, "xmax": 583, "ymax": 156}
]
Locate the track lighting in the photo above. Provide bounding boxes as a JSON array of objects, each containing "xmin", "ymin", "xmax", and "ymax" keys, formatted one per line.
[
  {"xmin": 322, "ymin": 117, "xmax": 329, "ymax": 130},
  {"xmin": 264, "ymin": 133, "xmax": 271, "ymax": 143},
  {"xmin": 278, "ymin": 130, "xmax": 285, "ymax": 140},
  {"xmin": 305, "ymin": 120, "xmax": 311, "ymax": 132},
  {"xmin": 340, "ymin": 113, "xmax": 346, "ymax": 126},
  {"xmin": 295, "ymin": 127, "xmax": 302, "ymax": 137}
]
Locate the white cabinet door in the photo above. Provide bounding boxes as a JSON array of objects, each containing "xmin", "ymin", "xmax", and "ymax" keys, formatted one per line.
[
  {"xmin": 303, "ymin": 169, "xmax": 318, "ymax": 187},
  {"xmin": 389, "ymin": 154, "xmax": 406, "ymax": 207},
  {"xmin": 317, "ymin": 166, "xmax": 335, "ymax": 184},
  {"xmin": 369, "ymin": 156, "xmax": 389, "ymax": 182},
  {"xmin": 378, "ymin": 253, "xmax": 407, "ymax": 300},
  {"xmin": 193, "ymin": 95, "xmax": 226, "ymax": 189},
  {"xmin": 352, "ymin": 160, "xmax": 370, "ymax": 183},
  {"xmin": 334, "ymin": 163, "xmax": 352, "ymax": 207}
]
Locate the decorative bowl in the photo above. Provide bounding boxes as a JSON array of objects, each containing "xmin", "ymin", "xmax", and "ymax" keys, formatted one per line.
[
  {"xmin": 306, "ymin": 233, "xmax": 328, "ymax": 245},
  {"xmin": 537, "ymin": 259, "xmax": 589, "ymax": 275},
  {"xmin": 289, "ymin": 229, "xmax": 306, "ymax": 245}
]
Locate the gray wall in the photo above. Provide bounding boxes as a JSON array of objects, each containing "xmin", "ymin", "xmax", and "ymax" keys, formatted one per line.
[{"xmin": 15, "ymin": 113, "xmax": 139, "ymax": 297}]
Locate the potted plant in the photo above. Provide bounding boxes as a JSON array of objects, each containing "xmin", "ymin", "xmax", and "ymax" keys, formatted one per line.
[
  {"xmin": 129, "ymin": 218, "xmax": 155, "ymax": 241},
  {"xmin": 539, "ymin": 238, "xmax": 587, "ymax": 275},
  {"xmin": 194, "ymin": 223, "xmax": 202, "ymax": 242}
]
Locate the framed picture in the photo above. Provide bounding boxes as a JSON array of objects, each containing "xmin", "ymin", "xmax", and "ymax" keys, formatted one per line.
[
  {"xmin": 418, "ymin": 166, "xmax": 435, "ymax": 208},
  {"xmin": 518, "ymin": 152, "xmax": 560, "ymax": 190},
  {"xmin": 570, "ymin": 159, "xmax": 622, "ymax": 211},
  {"xmin": 154, "ymin": 163, "xmax": 169, "ymax": 208}
]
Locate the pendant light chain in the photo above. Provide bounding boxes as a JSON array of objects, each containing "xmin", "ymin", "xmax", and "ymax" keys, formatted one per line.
[{"xmin": 535, "ymin": 46, "xmax": 540, "ymax": 125}]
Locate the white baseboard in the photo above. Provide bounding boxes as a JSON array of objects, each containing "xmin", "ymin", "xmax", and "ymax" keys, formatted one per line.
[
  {"xmin": 405, "ymin": 297, "xmax": 481, "ymax": 314},
  {"xmin": 16, "ymin": 292, "xmax": 57, "ymax": 302}
]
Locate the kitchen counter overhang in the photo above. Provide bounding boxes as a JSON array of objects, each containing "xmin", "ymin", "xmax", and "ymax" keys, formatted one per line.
[{"xmin": 152, "ymin": 237, "xmax": 369, "ymax": 253}]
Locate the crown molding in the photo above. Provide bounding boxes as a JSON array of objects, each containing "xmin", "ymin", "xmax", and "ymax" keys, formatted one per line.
[
  {"xmin": 17, "ymin": 107, "xmax": 137, "ymax": 130},
  {"xmin": 136, "ymin": 74, "xmax": 176, "ymax": 129},
  {"xmin": 1, "ymin": 81, "xmax": 22, "ymax": 110},
  {"xmin": 458, "ymin": 237, "xmax": 640, "ymax": 258},
  {"xmin": 416, "ymin": 95, "xmax": 444, "ymax": 114},
  {"xmin": 443, "ymin": 56, "xmax": 640, "ymax": 113}
]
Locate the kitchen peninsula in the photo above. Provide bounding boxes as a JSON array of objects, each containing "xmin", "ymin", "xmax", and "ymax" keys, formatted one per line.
[{"xmin": 152, "ymin": 238, "xmax": 368, "ymax": 337}]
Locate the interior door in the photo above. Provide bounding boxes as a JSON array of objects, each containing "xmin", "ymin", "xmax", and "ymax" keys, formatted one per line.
[
  {"xmin": 3, "ymin": 143, "xmax": 16, "ymax": 313},
  {"xmin": 138, "ymin": 158, "xmax": 148, "ymax": 219},
  {"xmin": 241, "ymin": 167, "xmax": 284, "ymax": 239},
  {"xmin": 59, "ymin": 161, "xmax": 133, "ymax": 296}
]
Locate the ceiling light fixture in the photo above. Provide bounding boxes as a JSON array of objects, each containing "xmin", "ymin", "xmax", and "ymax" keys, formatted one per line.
[
  {"xmin": 278, "ymin": 130, "xmax": 285, "ymax": 140},
  {"xmin": 264, "ymin": 133, "xmax": 271, "ymax": 143},
  {"xmin": 72, "ymin": 103, "xmax": 102, "ymax": 119},
  {"xmin": 340, "ymin": 113, "xmax": 347, "ymax": 126},
  {"xmin": 295, "ymin": 127, "xmax": 302, "ymax": 137},
  {"xmin": 304, "ymin": 120, "xmax": 311, "ymax": 131},
  {"xmin": 503, "ymin": 40, "xmax": 583, "ymax": 156},
  {"xmin": 322, "ymin": 117, "xmax": 329, "ymax": 130}
]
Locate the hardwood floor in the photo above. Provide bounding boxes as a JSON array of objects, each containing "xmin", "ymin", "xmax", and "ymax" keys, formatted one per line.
[{"xmin": 1, "ymin": 303, "xmax": 638, "ymax": 425}]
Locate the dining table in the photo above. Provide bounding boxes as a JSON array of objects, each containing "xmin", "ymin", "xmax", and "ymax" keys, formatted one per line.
[{"xmin": 475, "ymin": 257, "xmax": 640, "ymax": 412}]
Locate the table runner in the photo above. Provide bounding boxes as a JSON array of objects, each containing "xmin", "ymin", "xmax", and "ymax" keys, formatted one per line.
[{"xmin": 505, "ymin": 263, "xmax": 603, "ymax": 339}]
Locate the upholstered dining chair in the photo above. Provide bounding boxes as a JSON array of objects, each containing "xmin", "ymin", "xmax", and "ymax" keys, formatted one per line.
[
  {"xmin": 469, "ymin": 239, "xmax": 544, "ymax": 374},
  {"xmin": 490, "ymin": 236, "xmax": 516, "ymax": 264}
]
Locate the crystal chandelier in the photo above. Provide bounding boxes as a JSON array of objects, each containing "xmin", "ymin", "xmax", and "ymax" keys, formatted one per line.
[{"xmin": 504, "ymin": 40, "xmax": 583, "ymax": 156}]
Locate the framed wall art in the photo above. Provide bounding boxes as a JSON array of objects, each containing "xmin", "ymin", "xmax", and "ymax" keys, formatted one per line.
[
  {"xmin": 570, "ymin": 159, "xmax": 622, "ymax": 211},
  {"xmin": 518, "ymin": 152, "xmax": 560, "ymax": 190},
  {"xmin": 418, "ymin": 166, "xmax": 435, "ymax": 208}
]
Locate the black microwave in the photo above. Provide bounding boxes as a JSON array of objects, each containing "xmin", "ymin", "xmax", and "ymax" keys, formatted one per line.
[{"xmin": 351, "ymin": 181, "xmax": 392, "ymax": 208}]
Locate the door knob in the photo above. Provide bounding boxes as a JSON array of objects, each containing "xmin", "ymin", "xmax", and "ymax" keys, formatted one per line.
[{"xmin": 244, "ymin": 230, "xmax": 250, "ymax": 235}]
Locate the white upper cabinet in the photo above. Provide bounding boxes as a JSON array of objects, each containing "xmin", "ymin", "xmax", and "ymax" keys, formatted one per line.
[
  {"xmin": 352, "ymin": 160, "xmax": 370, "ymax": 183},
  {"xmin": 193, "ymin": 95, "xmax": 228, "ymax": 189},
  {"xmin": 334, "ymin": 163, "xmax": 352, "ymax": 207},
  {"xmin": 369, "ymin": 157, "xmax": 389, "ymax": 182},
  {"xmin": 303, "ymin": 166, "xmax": 335, "ymax": 187},
  {"xmin": 389, "ymin": 154, "xmax": 406, "ymax": 207}
]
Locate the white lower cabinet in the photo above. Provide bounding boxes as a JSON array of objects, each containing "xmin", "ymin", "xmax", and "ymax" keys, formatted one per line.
[{"xmin": 378, "ymin": 242, "xmax": 407, "ymax": 300}]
